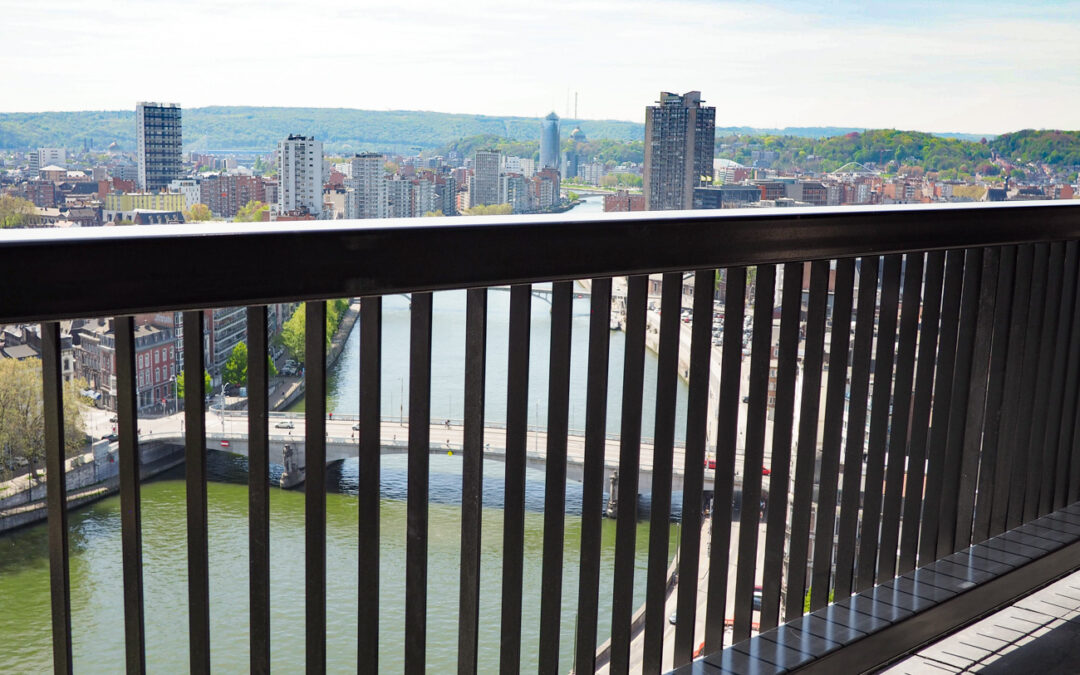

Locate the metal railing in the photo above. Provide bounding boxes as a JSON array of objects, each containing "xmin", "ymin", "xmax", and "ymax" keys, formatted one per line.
[{"xmin": 4, "ymin": 200, "xmax": 1080, "ymax": 674}]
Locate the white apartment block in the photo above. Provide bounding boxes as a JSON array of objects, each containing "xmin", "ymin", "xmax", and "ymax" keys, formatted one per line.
[
  {"xmin": 347, "ymin": 153, "xmax": 386, "ymax": 219},
  {"xmin": 169, "ymin": 179, "xmax": 203, "ymax": 210},
  {"xmin": 277, "ymin": 135, "xmax": 324, "ymax": 217}
]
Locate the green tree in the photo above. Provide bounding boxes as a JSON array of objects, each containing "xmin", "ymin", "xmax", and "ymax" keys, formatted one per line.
[
  {"xmin": 0, "ymin": 194, "xmax": 36, "ymax": 228},
  {"xmin": 0, "ymin": 359, "xmax": 88, "ymax": 480},
  {"xmin": 235, "ymin": 200, "xmax": 269, "ymax": 223},
  {"xmin": 463, "ymin": 203, "xmax": 513, "ymax": 216},
  {"xmin": 222, "ymin": 342, "xmax": 248, "ymax": 387},
  {"xmin": 175, "ymin": 370, "xmax": 212, "ymax": 401},
  {"xmin": 422, "ymin": 210, "xmax": 445, "ymax": 217},
  {"xmin": 184, "ymin": 203, "xmax": 212, "ymax": 222},
  {"xmin": 280, "ymin": 307, "xmax": 306, "ymax": 363}
]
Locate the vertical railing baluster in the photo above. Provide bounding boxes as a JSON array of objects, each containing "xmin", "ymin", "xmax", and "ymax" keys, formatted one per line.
[
  {"xmin": 877, "ymin": 254, "xmax": 923, "ymax": 582},
  {"xmin": 183, "ymin": 310, "xmax": 211, "ymax": 674},
  {"xmin": 758, "ymin": 263, "xmax": 801, "ymax": 631},
  {"xmin": 1008, "ymin": 244, "xmax": 1048, "ymax": 530},
  {"xmin": 971, "ymin": 248, "xmax": 1016, "ymax": 544},
  {"xmin": 499, "ymin": 285, "xmax": 530, "ymax": 674},
  {"xmin": 610, "ymin": 275, "xmax": 648, "ymax": 673},
  {"xmin": 573, "ymin": 279, "xmax": 612, "ymax": 675},
  {"xmin": 1054, "ymin": 243, "xmax": 1080, "ymax": 508},
  {"xmin": 1066, "ymin": 256, "xmax": 1080, "ymax": 504},
  {"xmin": 835, "ymin": 256, "xmax": 879, "ymax": 597},
  {"xmin": 899, "ymin": 251, "xmax": 945, "ymax": 573},
  {"xmin": 41, "ymin": 321, "xmax": 73, "ymax": 675},
  {"xmin": 954, "ymin": 249, "xmax": 997, "ymax": 551},
  {"xmin": 704, "ymin": 267, "xmax": 745, "ymax": 652},
  {"xmin": 811, "ymin": 258, "xmax": 855, "ymax": 608},
  {"xmin": 1048, "ymin": 243, "xmax": 1079, "ymax": 510},
  {"xmin": 115, "ymin": 315, "xmax": 146, "ymax": 673},
  {"xmin": 358, "ymin": 297, "xmax": 382, "ymax": 674},
  {"xmin": 643, "ymin": 273, "xmax": 682, "ymax": 672},
  {"xmin": 245, "ymin": 307, "xmax": 270, "ymax": 673},
  {"xmin": 458, "ymin": 289, "xmax": 487, "ymax": 675},
  {"xmin": 988, "ymin": 245, "xmax": 1034, "ymax": 538},
  {"xmin": 937, "ymin": 249, "xmax": 983, "ymax": 555},
  {"xmin": 786, "ymin": 260, "xmax": 829, "ymax": 618},
  {"xmin": 918, "ymin": 251, "xmax": 965, "ymax": 566},
  {"xmin": 855, "ymin": 254, "xmax": 901, "ymax": 592},
  {"xmin": 404, "ymin": 293, "xmax": 431, "ymax": 675},
  {"xmin": 536, "ymin": 283, "xmax": 573, "ymax": 673},
  {"xmin": 538, "ymin": 282, "xmax": 572, "ymax": 675},
  {"xmin": 1030, "ymin": 243, "xmax": 1065, "ymax": 519},
  {"xmin": 673, "ymin": 270, "xmax": 713, "ymax": 667},
  {"xmin": 305, "ymin": 301, "xmax": 328, "ymax": 673},
  {"xmin": 733, "ymin": 264, "xmax": 775, "ymax": 642}
]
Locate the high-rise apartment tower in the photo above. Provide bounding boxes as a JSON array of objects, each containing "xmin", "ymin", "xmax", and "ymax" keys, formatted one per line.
[
  {"xmin": 136, "ymin": 102, "xmax": 183, "ymax": 191},
  {"xmin": 540, "ymin": 112, "xmax": 560, "ymax": 171},
  {"xmin": 643, "ymin": 91, "xmax": 715, "ymax": 210},
  {"xmin": 277, "ymin": 134, "xmax": 324, "ymax": 217},
  {"xmin": 471, "ymin": 150, "xmax": 503, "ymax": 206}
]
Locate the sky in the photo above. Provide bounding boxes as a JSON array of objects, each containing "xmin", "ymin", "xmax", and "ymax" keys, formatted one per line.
[{"xmin": 1, "ymin": 0, "xmax": 1078, "ymax": 134}]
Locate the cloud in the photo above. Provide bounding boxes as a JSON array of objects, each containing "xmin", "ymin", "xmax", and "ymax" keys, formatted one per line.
[{"xmin": 1, "ymin": 0, "xmax": 1078, "ymax": 133}]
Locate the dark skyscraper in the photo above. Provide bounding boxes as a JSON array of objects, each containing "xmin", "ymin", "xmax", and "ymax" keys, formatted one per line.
[
  {"xmin": 135, "ymin": 102, "xmax": 183, "ymax": 192},
  {"xmin": 540, "ymin": 112, "xmax": 561, "ymax": 171},
  {"xmin": 643, "ymin": 91, "xmax": 715, "ymax": 211}
]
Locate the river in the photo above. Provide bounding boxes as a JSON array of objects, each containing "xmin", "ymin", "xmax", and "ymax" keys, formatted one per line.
[{"xmin": 0, "ymin": 195, "xmax": 688, "ymax": 672}]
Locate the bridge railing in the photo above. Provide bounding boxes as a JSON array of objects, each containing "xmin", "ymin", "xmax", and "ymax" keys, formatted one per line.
[{"xmin": 5, "ymin": 201, "xmax": 1080, "ymax": 674}]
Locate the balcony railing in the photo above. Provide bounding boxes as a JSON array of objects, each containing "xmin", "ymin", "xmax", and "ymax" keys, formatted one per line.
[{"xmin": 4, "ymin": 200, "xmax": 1080, "ymax": 674}]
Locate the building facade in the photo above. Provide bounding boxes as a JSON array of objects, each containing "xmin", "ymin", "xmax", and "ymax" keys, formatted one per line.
[
  {"xmin": 277, "ymin": 135, "xmax": 324, "ymax": 217},
  {"xmin": 136, "ymin": 102, "xmax": 183, "ymax": 192},
  {"xmin": 643, "ymin": 91, "xmax": 716, "ymax": 210},
  {"xmin": 540, "ymin": 112, "xmax": 560, "ymax": 170},
  {"xmin": 471, "ymin": 150, "xmax": 503, "ymax": 206}
]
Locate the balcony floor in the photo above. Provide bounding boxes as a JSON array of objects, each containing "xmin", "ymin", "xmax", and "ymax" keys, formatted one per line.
[{"xmin": 883, "ymin": 567, "xmax": 1080, "ymax": 673}]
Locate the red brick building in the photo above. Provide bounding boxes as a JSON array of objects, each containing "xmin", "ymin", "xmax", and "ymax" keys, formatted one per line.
[
  {"xmin": 604, "ymin": 190, "xmax": 646, "ymax": 212},
  {"xmin": 200, "ymin": 174, "xmax": 267, "ymax": 218}
]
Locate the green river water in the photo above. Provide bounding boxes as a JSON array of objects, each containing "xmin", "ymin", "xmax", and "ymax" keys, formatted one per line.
[{"xmin": 0, "ymin": 452, "xmax": 676, "ymax": 673}]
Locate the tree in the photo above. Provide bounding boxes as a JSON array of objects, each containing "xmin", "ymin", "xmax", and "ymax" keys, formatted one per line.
[
  {"xmin": 235, "ymin": 200, "xmax": 269, "ymax": 223},
  {"xmin": 280, "ymin": 307, "xmax": 306, "ymax": 363},
  {"xmin": 0, "ymin": 194, "xmax": 36, "ymax": 228},
  {"xmin": 423, "ymin": 210, "xmax": 445, "ymax": 217},
  {"xmin": 184, "ymin": 203, "xmax": 212, "ymax": 222},
  {"xmin": 222, "ymin": 342, "xmax": 248, "ymax": 387},
  {"xmin": 175, "ymin": 370, "xmax": 211, "ymax": 401},
  {"xmin": 463, "ymin": 203, "xmax": 512, "ymax": 216},
  {"xmin": 0, "ymin": 359, "xmax": 88, "ymax": 480},
  {"xmin": 221, "ymin": 342, "xmax": 278, "ymax": 387}
]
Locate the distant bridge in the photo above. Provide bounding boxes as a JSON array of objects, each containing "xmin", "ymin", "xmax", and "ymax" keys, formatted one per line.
[{"xmin": 144, "ymin": 414, "xmax": 735, "ymax": 495}]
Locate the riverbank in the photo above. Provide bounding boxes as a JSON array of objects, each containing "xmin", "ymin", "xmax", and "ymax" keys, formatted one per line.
[{"xmin": 0, "ymin": 440, "xmax": 184, "ymax": 534}]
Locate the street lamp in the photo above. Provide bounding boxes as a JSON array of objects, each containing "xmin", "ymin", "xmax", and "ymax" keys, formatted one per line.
[{"xmin": 170, "ymin": 374, "xmax": 177, "ymax": 414}]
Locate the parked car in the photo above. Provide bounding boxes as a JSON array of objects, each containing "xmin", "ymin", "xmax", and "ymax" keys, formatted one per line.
[
  {"xmin": 275, "ymin": 420, "xmax": 294, "ymax": 429},
  {"xmin": 352, "ymin": 423, "xmax": 360, "ymax": 431}
]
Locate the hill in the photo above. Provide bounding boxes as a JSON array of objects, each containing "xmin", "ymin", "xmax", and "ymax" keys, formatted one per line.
[
  {"xmin": 0, "ymin": 107, "xmax": 643, "ymax": 154},
  {"xmin": 0, "ymin": 107, "xmax": 999, "ymax": 154}
]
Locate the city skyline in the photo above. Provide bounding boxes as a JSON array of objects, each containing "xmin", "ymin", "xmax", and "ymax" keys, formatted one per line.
[{"xmin": 1, "ymin": 1, "xmax": 1078, "ymax": 135}]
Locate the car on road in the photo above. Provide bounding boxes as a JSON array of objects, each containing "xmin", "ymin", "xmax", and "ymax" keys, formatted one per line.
[
  {"xmin": 275, "ymin": 420, "xmax": 295, "ymax": 429},
  {"xmin": 101, "ymin": 433, "xmax": 118, "ymax": 442},
  {"xmin": 352, "ymin": 423, "xmax": 360, "ymax": 431}
]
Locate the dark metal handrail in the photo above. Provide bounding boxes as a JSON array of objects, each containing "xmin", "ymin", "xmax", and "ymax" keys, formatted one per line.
[{"xmin": 3, "ymin": 201, "xmax": 1080, "ymax": 323}]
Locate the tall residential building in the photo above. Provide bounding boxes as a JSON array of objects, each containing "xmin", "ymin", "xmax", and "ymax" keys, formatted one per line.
[
  {"xmin": 136, "ymin": 102, "xmax": 183, "ymax": 191},
  {"xmin": 643, "ymin": 91, "xmax": 715, "ymax": 211},
  {"xmin": 347, "ymin": 153, "xmax": 386, "ymax": 219},
  {"xmin": 277, "ymin": 135, "xmax": 324, "ymax": 217},
  {"xmin": 540, "ymin": 112, "xmax": 560, "ymax": 171},
  {"xmin": 471, "ymin": 150, "xmax": 503, "ymax": 206}
]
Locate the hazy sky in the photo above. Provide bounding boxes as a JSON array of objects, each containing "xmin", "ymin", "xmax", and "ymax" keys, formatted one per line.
[{"xmin": 2, "ymin": 0, "xmax": 1078, "ymax": 134}]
